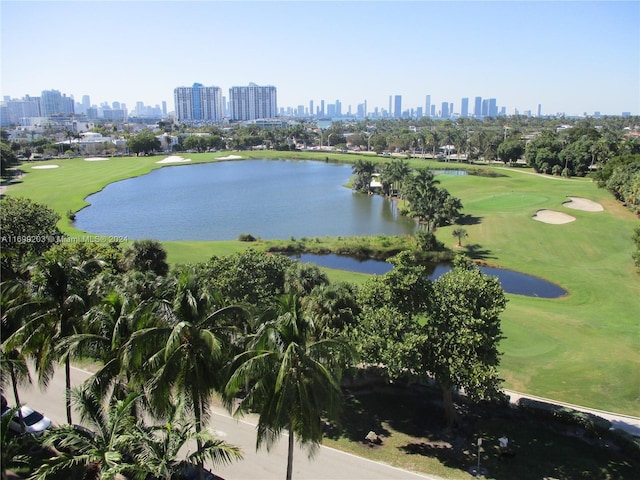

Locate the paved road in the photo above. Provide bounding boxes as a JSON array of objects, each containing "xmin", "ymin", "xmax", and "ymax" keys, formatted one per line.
[
  {"xmin": 17, "ymin": 365, "xmax": 440, "ymax": 480},
  {"xmin": 504, "ymin": 389, "xmax": 640, "ymax": 437}
]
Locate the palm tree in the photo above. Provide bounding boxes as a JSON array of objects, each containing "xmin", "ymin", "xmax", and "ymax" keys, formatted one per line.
[
  {"xmin": 302, "ymin": 282, "xmax": 360, "ymax": 340},
  {"xmin": 351, "ymin": 159, "xmax": 376, "ymax": 193},
  {"xmin": 452, "ymin": 228, "xmax": 468, "ymax": 247},
  {"xmin": 389, "ymin": 158, "xmax": 410, "ymax": 197},
  {"xmin": 1, "ymin": 404, "xmax": 31, "ymax": 480},
  {"xmin": 1, "ymin": 278, "xmax": 35, "ymax": 433},
  {"xmin": 126, "ymin": 267, "xmax": 244, "ymax": 480},
  {"xmin": 136, "ymin": 400, "xmax": 242, "ymax": 480},
  {"xmin": 225, "ymin": 293, "xmax": 356, "ymax": 480},
  {"xmin": 32, "ymin": 389, "xmax": 145, "ymax": 480},
  {"xmin": 63, "ymin": 283, "xmax": 157, "ymax": 411},
  {"xmin": 13, "ymin": 250, "xmax": 101, "ymax": 424}
]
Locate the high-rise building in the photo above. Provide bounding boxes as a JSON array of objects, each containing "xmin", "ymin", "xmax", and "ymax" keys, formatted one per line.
[
  {"xmin": 229, "ymin": 83, "xmax": 277, "ymax": 121},
  {"xmin": 474, "ymin": 96, "xmax": 483, "ymax": 117},
  {"xmin": 174, "ymin": 83, "xmax": 223, "ymax": 122},
  {"xmin": 441, "ymin": 101, "xmax": 449, "ymax": 118},
  {"xmin": 488, "ymin": 98, "xmax": 498, "ymax": 117},
  {"xmin": 309, "ymin": 100, "xmax": 314, "ymax": 117},
  {"xmin": 537, "ymin": 103, "xmax": 542, "ymax": 117},
  {"xmin": 394, "ymin": 95, "xmax": 402, "ymax": 118},
  {"xmin": 425, "ymin": 95, "xmax": 431, "ymax": 117},
  {"xmin": 40, "ymin": 90, "xmax": 74, "ymax": 116},
  {"xmin": 461, "ymin": 97, "xmax": 469, "ymax": 117}
]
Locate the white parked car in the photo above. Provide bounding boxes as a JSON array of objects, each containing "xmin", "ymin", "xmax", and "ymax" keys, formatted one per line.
[{"xmin": 1, "ymin": 401, "xmax": 52, "ymax": 436}]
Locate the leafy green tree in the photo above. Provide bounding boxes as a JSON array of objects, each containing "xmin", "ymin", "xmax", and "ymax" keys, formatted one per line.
[
  {"xmin": 225, "ymin": 294, "xmax": 356, "ymax": 480},
  {"xmin": 422, "ymin": 257, "xmax": 507, "ymax": 427},
  {"xmin": 525, "ymin": 130, "xmax": 563, "ymax": 172},
  {"xmin": 497, "ymin": 139, "xmax": 524, "ymax": 164},
  {"xmin": 0, "ymin": 141, "xmax": 19, "ymax": 176},
  {"xmin": 0, "ymin": 197, "xmax": 62, "ymax": 278},
  {"xmin": 127, "ymin": 129, "xmax": 161, "ymax": 156},
  {"xmin": 204, "ymin": 250, "xmax": 294, "ymax": 308}
]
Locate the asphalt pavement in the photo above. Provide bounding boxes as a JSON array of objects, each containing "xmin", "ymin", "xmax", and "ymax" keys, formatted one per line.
[{"xmin": 16, "ymin": 365, "xmax": 441, "ymax": 480}]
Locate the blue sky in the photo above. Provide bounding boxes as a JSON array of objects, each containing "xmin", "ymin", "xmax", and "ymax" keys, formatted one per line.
[{"xmin": 1, "ymin": 0, "xmax": 639, "ymax": 116}]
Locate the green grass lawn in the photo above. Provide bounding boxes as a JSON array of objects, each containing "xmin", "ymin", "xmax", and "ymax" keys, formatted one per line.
[{"xmin": 5, "ymin": 152, "xmax": 640, "ymax": 416}]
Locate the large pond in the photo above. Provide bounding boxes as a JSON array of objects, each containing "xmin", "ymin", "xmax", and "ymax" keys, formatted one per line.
[
  {"xmin": 290, "ymin": 253, "xmax": 567, "ymax": 298},
  {"xmin": 75, "ymin": 159, "xmax": 416, "ymax": 240}
]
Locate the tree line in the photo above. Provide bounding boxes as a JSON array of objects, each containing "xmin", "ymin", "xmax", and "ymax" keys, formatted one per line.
[{"xmin": 1, "ymin": 197, "xmax": 507, "ymax": 480}]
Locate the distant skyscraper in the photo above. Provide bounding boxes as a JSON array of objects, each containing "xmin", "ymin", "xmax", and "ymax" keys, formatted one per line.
[
  {"xmin": 461, "ymin": 97, "xmax": 469, "ymax": 117},
  {"xmin": 309, "ymin": 100, "xmax": 314, "ymax": 117},
  {"xmin": 488, "ymin": 98, "xmax": 498, "ymax": 117},
  {"xmin": 162, "ymin": 101, "xmax": 167, "ymax": 116},
  {"xmin": 537, "ymin": 103, "xmax": 542, "ymax": 117},
  {"xmin": 425, "ymin": 95, "xmax": 431, "ymax": 117},
  {"xmin": 474, "ymin": 96, "xmax": 482, "ymax": 117},
  {"xmin": 394, "ymin": 95, "xmax": 402, "ymax": 118},
  {"xmin": 40, "ymin": 90, "xmax": 74, "ymax": 116},
  {"xmin": 320, "ymin": 99, "xmax": 325, "ymax": 117},
  {"xmin": 229, "ymin": 83, "xmax": 277, "ymax": 121},
  {"xmin": 441, "ymin": 101, "xmax": 449, "ymax": 118},
  {"xmin": 174, "ymin": 83, "xmax": 223, "ymax": 122},
  {"xmin": 481, "ymin": 99, "xmax": 489, "ymax": 117}
]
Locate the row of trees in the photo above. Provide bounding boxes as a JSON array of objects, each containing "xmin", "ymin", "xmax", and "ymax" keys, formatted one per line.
[
  {"xmin": 1, "ymin": 198, "xmax": 507, "ymax": 479},
  {"xmin": 4, "ymin": 115, "xmax": 639, "ymax": 167}
]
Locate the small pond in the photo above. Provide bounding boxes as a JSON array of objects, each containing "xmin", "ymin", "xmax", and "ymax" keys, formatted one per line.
[{"xmin": 290, "ymin": 253, "xmax": 567, "ymax": 298}]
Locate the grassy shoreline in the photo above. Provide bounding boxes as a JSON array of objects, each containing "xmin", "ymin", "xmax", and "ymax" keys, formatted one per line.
[{"xmin": 5, "ymin": 151, "xmax": 639, "ymax": 416}]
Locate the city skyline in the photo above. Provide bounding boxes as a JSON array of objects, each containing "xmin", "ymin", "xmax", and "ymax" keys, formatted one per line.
[{"xmin": 1, "ymin": 1, "xmax": 639, "ymax": 117}]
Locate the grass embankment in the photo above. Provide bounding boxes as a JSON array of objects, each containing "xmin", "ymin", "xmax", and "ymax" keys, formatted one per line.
[{"xmin": 4, "ymin": 152, "xmax": 640, "ymax": 418}]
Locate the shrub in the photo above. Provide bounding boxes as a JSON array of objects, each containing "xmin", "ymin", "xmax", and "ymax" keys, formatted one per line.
[{"xmin": 238, "ymin": 233, "xmax": 256, "ymax": 242}]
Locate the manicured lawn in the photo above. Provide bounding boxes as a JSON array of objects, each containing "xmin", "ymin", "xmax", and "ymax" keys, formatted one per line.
[{"xmin": 4, "ymin": 152, "xmax": 640, "ymax": 416}]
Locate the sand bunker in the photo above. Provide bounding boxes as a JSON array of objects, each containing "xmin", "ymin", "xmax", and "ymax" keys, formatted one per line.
[
  {"xmin": 31, "ymin": 165, "xmax": 59, "ymax": 169},
  {"xmin": 156, "ymin": 156, "xmax": 191, "ymax": 164},
  {"xmin": 533, "ymin": 210, "xmax": 576, "ymax": 224},
  {"xmin": 564, "ymin": 197, "xmax": 603, "ymax": 212},
  {"xmin": 84, "ymin": 157, "xmax": 109, "ymax": 162},
  {"xmin": 216, "ymin": 155, "xmax": 243, "ymax": 160}
]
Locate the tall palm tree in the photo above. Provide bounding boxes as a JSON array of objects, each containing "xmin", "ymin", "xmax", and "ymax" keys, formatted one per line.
[
  {"xmin": 351, "ymin": 159, "xmax": 376, "ymax": 193},
  {"xmin": 13, "ymin": 250, "xmax": 101, "ymax": 424},
  {"xmin": 225, "ymin": 293, "xmax": 356, "ymax": 480},
  {"xmin": 32, "ymin": 389, "xmax": 145, "ymax": 480},
  {"xmin": 1, "ymin": 277, "xmax": 35, "ymax": 432},
  {"xmin": 389, "ymin": 158, "xmax": 411, "ymax": 198},
  {"xmin": 63, "ymin": 281, "xmax": 158, "ymax": 412},
  {"xmin": 125, "ymin": 267, "xmax": 244, "ymax": 480}
]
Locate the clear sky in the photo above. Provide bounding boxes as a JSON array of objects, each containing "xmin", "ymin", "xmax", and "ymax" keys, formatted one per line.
[{"xmin": 1, "ymin": 0, "xmax": 639, "ymax": 116}]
